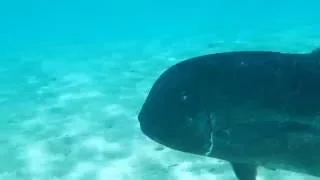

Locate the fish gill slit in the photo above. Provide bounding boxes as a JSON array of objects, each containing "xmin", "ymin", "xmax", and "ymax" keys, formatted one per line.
[
  {"xmin": 205, "ymin": 131, "xmax": 214, "ymax": 156},
  {"xmin": 205, "ymin": 112, "xmax": 215, "ymax": 156}
]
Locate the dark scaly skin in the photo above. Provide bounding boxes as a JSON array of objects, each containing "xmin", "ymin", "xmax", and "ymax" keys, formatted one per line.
[{"xmin": 138, "ymin": 49, "xmax": 320, "ymax": 179}]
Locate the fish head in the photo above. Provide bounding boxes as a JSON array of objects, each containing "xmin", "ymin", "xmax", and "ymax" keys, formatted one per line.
[{"xmin": 138, "ymin": 60, "xmax": 215, "ymax": 155}]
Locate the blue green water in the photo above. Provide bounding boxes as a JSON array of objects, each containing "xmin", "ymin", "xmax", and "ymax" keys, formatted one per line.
[{"xmin": 1, "ymin": 0, "xmax": 320, "ymax": 179}]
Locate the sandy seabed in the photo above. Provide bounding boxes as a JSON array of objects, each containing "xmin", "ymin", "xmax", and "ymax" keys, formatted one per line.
[{"xmin": 1, "ymin": 31, "xmax": 320, "ymax": 180}]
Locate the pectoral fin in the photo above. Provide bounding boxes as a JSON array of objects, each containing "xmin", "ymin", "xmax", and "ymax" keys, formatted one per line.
[{"xmin": 231, "ymin": 162, "xmax": 257, "ymax": 180}]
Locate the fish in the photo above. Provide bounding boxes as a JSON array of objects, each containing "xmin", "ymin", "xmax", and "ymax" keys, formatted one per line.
[{"xmin": 138, "ymin": 48, "xmax": 320, "ymax": 180}]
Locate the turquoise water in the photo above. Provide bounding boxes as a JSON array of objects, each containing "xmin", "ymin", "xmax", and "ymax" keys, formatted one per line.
[{"xmin": 1, "ymin": 0, "xmax": 320, "ymax": 179}]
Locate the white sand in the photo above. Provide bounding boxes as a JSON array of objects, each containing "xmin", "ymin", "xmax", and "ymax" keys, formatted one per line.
[{"xmin": 1, "ymin": 32, "xmax": 320, "ymax": 180}]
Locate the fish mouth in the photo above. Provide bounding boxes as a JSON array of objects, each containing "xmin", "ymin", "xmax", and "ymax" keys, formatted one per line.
[
  {"xmin": 138, "ymin": 109, "xmax": 166, "ymax": 140},
  {"xmin": 138, "ymin": 117, "xmax": 181, "ymax": 150},
  {"xmin": 139, "ymin": 120, "xmax": 211, "ymax": 155},
  {"xmin": 138, "ymin": 116, "xmax": 162, "ymax": 141},
  {"xmin": 139, "ymin": 125, "xmax": 170, "ymax": 149}
]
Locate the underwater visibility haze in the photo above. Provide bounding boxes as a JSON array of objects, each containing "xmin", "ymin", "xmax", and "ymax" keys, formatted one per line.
[{"xmin": 1, "ymin": 0, "xmax": 320, "ymax": 180}]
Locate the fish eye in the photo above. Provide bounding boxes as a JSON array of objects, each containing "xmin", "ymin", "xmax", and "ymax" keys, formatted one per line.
[{"xmin": 180, "ymin": 91, "xmax": 188, "ymax": 101}]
